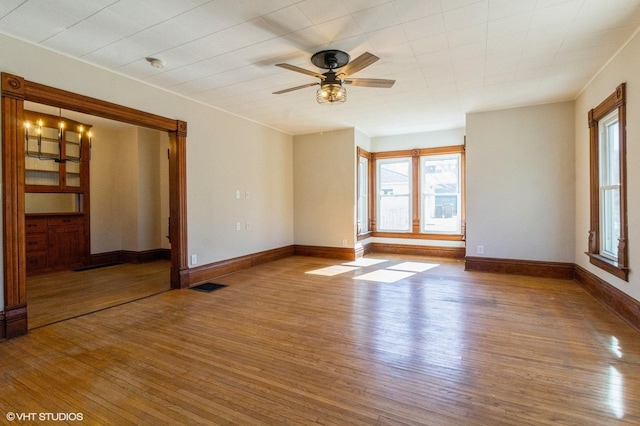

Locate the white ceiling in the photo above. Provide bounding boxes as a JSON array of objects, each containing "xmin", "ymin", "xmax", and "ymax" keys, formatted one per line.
[{"xmin": 2, "ymin": 0, "xmax": 640, "ymax": 137}]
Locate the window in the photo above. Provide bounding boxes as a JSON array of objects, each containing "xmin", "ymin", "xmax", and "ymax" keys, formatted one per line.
[
  {"xmin": 421, "ymin": 153, "xmax": 462, "ymax": 234},
  {"xmin": 587, "ymin": 83, "xmax": 628, "ymax": 280},
  {"xmin": 377, "ymin": 157, "xmax": 412, "ymax": 231},
  {"xmin": 599, "ymin": 110, "xmax": 620, "ymax": 260},
  {"xmin": 357, "ymin": 153, "xmax": 369, "ymax": 234},
  {"xmin": 369, "ymin": 146, "xmax": 465, "ymax": 239}
]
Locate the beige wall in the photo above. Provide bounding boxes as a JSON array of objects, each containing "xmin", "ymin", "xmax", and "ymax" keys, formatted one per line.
[
  {"xmin": 90, "ymin": 126, "xmax": 168, "ymax": 254},
  {"xmin": 575, "ymin": 31, "xmax": 640, "ymax": 300},
  {"xmin": 293, "ymin": 129, "xmax": 356, "ymax": 248},
  {"xmin": 466, "ymin": 102, "xmax": 575, "ymax": 262}
]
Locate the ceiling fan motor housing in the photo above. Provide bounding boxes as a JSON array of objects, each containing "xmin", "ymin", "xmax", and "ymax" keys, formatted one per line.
[{"xmin": 311, "ymin": 50, "xmax": 350, "ymax": 70}]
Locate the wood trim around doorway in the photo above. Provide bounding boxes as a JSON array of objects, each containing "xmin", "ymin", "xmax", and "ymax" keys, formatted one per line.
[{"xmin": 1, "ymin": 72, "xmax": 188, "ymax": 339}]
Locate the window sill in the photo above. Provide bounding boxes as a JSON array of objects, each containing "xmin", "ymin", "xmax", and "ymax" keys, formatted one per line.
[
  {"xmin": 586, "ymin": 252, "xmax": 629, "ymax": 281},
  {"xmin": 371, "ymin": 231, "xmax": 464, "ymax": 241},
  {"xmin": 357, "ymin": 231, "xmax": 373, "ymax": 241}
]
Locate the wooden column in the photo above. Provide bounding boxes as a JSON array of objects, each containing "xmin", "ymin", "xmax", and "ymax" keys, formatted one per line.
[
  {"xmin": 169, "ymin": 120, "xmax": 189, "ymax": 289},
  {"xmin": 1, "ymin": 73, "xmax": 28, "ymax": 338},
  {"xmin": 411, "ymin": 149, "xmax": 420, "ymax": 233}
]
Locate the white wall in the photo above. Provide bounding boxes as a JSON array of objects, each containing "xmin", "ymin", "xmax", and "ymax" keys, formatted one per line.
[
  {"xmin": 575, "ymin": 31, "xmax": 640, "ymax": 301},
  {"xmin": 293, "ymin": 129, "xmax": 355, "ymax": 248},
  {"xmin": 466, "ymin": 102, "xmax": 575, "ymax": 262},
  {"xmin": 0, "ymin": 32, "xmax": 294, "ymax": 284}
]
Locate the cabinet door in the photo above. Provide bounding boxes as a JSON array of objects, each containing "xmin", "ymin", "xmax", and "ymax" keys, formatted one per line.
[{"xmin": 48, "ymin": 225, "xmax": 85, "ymax": 268}]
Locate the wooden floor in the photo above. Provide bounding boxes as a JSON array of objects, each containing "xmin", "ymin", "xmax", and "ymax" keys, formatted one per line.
[
  {"xmin": 27, "ymin": 261, "xmax": 171, "ymax": 329},
  {"xmin": 3, "ymin": 254, "xmax": 640, "ymax": 425}
]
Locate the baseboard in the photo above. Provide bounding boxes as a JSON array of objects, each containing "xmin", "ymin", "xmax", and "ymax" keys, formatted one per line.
[
  {"xmin": 574, "ymin": 265, "xmax": 640, "ymax": 332},
  {"xmin": 88, "ymin": 249, "xmax": 171, "ymax": 266},
  {"xmin": 4, "ymin": 305, "xmax": 27, "ymax": 339},
  {"xmin": 0, "ymin": 311, "xmax": 5, "ymax": 341},
  {"xmin": 87, "ymin": 251, "xmax": 121, "ymax": 266},
  {"xmin": 121, "ymin": 249, "xmax": 171, "ymax": 264},
  {"xmin": 367, "ymin": 242, "xmax": 465, "ymax": 259},
  {"xmin": 188, "ymin": 245, "xmax": 295, "ymax": 285},
  {"xmin": 294, "ymin": 245, "xmax": 356, "ymax": 260},
  {"xmin": 465, "ymin": 256, "xmax": 575, "ymax": 280}
]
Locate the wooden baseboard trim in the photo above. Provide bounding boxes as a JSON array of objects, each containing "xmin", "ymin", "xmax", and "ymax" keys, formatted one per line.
[
  {"xmin": 0, "ymin": 311, "xmax": 5, "ymax": 341},
  {"xmin": 121, "ymin": 249, "xmax": 171, "ymax": 264},
  {"xmin": 4, "ymin": 305, "xmax": 27, "ymax": 339},
  {"xmin": 188, "ymin": 245, "xmax": 295, "ymax": 286},
  {"xmin": 367, "ymin": 243, "xmax": 465, "ymax": 259},
  {"xmin": 294, "ymin": 245, "xmax": 356, "ymax": 260},
  {"xmin": 87, "ymin": 251, "xmax": 121, "ymax": 266},
  {"xmin": 465, "ymin": 256, "xmax": 575, "ymax": 280},
  {"xmin": 88, "ymin": 249, "xmax": 171, "ymax": 266},
  {"xmin": 574, "ymin": 265, "xmax": 640, "ymax": 332}
]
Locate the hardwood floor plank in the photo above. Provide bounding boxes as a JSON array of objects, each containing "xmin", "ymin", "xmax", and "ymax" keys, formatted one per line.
[{"xmin": 2, "ymin": 255, "xmax": 640, "ymax": 424}]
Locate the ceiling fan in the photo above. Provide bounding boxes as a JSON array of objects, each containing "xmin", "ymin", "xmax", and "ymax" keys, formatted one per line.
[{"xmin": 273, "ymin": 50, "xmax": 395, "ymax": 104}]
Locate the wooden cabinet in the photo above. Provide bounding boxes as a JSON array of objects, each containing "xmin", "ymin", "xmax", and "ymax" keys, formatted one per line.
[
  {"xmin": 24, "ymin": 109, "xmax": 92, "ymax": 275},
  {"xmin": 26, "ymin": 214, "xmax": 87, "ymax": 274},
  {"xmin": 24, "ymin": 110, "xmax": 90, "ymax": 193}
]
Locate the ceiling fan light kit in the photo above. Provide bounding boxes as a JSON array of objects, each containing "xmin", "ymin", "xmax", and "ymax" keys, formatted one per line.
[
  {"xmin": 274, "ymin": 49, "xmax": 395, "ymax": 105},
  {"xmin": 316, "ymin": 83, "xmax": 347, "ymax": 104}
]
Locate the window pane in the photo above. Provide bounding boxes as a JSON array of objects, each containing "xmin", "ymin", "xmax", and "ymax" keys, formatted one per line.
[
  {"xmin": 605, "ymin": 121, "xmax": 620, "ymax": 185},
  {"xmin": 422, "ymin": 154, "xmax": 461, "ymax": 233},
  {"xmin": 378, "ymin": 159, "xmax": 411, "ymax": 231},
  {"xmin": 357, "ymin": 157, "xmax": 368, "ymax": 233},
  {"xmin": 601, "ymin": 187, "xmax": 620, "ymax": 259}
]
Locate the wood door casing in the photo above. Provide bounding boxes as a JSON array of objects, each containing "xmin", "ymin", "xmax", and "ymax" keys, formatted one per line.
[{"xmin": 1, "ymin": 72, "xmax": 188, "ymax": 339}]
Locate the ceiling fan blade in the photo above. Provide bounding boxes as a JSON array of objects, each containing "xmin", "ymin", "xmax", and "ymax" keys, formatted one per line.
[
  {"xmin": 272, "ymin": 82, "xmax": 319, "ymax": 94},
  {"xmin": 276, "ymin": 63, "xmax": 325, "ymax": 79},
  {"xmin": 344, "ymin": 78, "xmax": 395, "ymax": 88},
  {"xmin": 337, "ymin": 52, "xmax": 379, "ymax": 77}
]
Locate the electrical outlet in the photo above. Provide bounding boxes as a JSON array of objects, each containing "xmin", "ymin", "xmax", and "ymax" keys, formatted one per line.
[
  {"xmin": 477, "ymin": 245, "xmax": 484, "ymax": 255},
  {"xmin": 236, "ymin": 222, "xmax": 241, "ymax": 231},
  {"xmin": 245, "ymin": 191, "xmax": 250, "ymax": 199},
  {"xmin": 191, "ymin": 254, "xmax": 197, "ymax": 265},
  {"xmin": 235, "ymin": 190, "xmax": 240, "ymax": 199},
  {"xmin": 342, "ymin": 239, "xmax": 348, "ymax": 247}
]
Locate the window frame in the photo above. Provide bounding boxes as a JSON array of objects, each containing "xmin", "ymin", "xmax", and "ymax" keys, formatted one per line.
[
  {"xmin": 369, "ymin": 146, "xmax": 465, "ymax": 241},
  {"xmin": 587, "ymin": 83, "xmax": 629, "ymax": 281},
  {"xmin": 356, "ymin": 147, "xmax": 372, "ymax": 237}
]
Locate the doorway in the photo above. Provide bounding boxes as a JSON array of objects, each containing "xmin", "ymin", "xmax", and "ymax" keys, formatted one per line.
[{"xmin": 1, "ymin": 72, "xmax": 188, "ymax": 339}]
